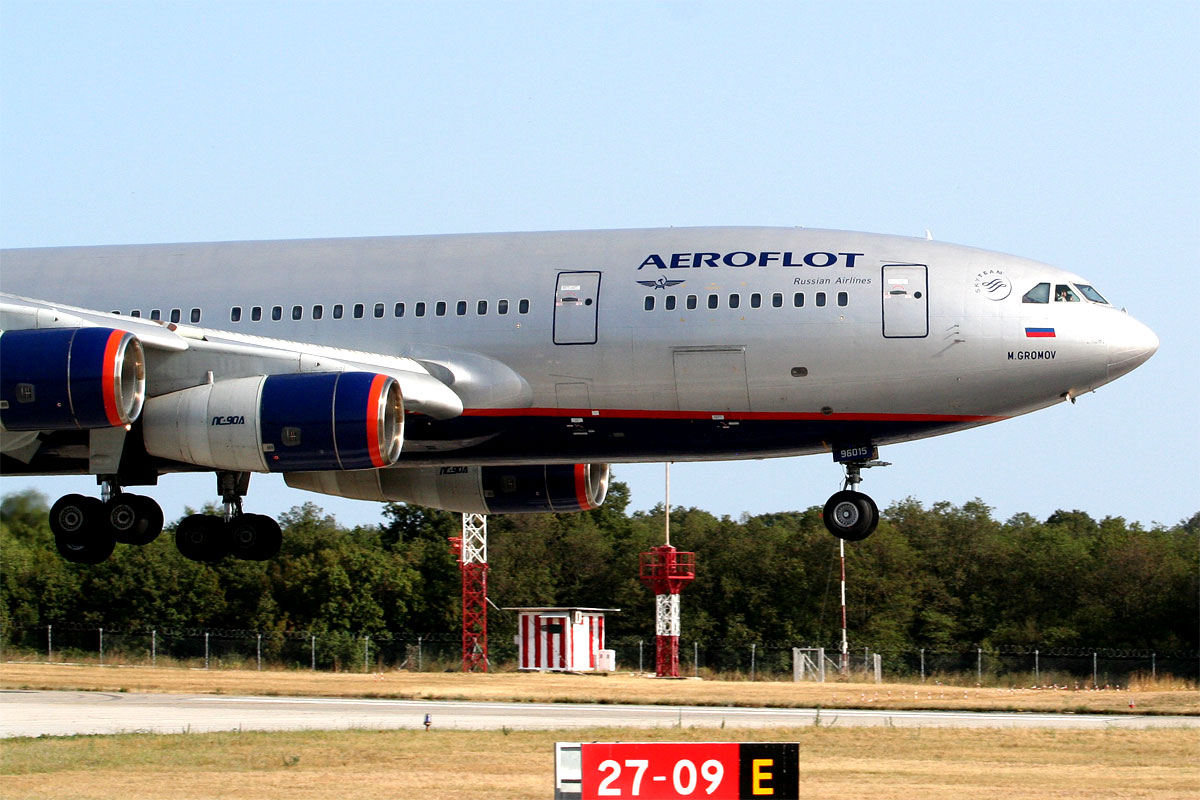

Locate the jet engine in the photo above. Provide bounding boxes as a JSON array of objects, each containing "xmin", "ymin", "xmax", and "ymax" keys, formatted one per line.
[
  {"xmin": 143, "ymin": 372, "xmax": 403, "ymax": 472},
  {"xmin": 286, "ymin": 463, "xmax": 610, "ymax": 514},
  {"xmin": 0, "ymin": 327, "xmax": 146, "ymax": 431}
]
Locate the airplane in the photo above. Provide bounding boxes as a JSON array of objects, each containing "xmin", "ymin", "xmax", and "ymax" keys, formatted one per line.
[{"xmin": 0, "ymin": 227, "xmax": 1158, "ymax": 564}]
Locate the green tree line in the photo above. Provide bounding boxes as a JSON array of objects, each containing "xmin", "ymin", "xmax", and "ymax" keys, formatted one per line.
[{"xmin": 1, "ymin": 484, "xmax": 1196, "ymax": 657}]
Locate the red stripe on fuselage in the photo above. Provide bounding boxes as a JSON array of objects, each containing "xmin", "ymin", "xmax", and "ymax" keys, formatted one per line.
[{"xmin": 459, "ymin": 407, "xmax": 1005, "ymax": 424}]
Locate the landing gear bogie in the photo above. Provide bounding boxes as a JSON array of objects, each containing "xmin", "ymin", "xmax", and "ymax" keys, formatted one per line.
[
  {"xmin": 821, "ymin": 453, "xmax": 888, "ymax": 542},
  {"xmin": 49, "ymin": 494, "xmax": 116, "ymax": 564}
]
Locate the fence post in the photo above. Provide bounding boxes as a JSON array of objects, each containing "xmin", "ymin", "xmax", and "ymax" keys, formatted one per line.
[
  {"xmin": 1093, "ymin": 652, "xmax": 1097, "ymax": 687},
  {"xmin": 311, "ymin": 634, "xmax": 316, "ymax": 671},
  {"xmin": 694, "ymin": 641, "xmax": 699, "ymax": 677},
  {"xmin": 977, "ymin": 648, "xmax": 982, "ymax": 683},
  {"xmin": 47, "ymin": 624, "xmax": 52, "ymax": 662},
  {"xmin": 418, "ymin": 635, "xmax": 423, "ymax": 672},
  {"xmin": 152, "ymin": 630, "xmax": 157, "ymax": 667},
  {"xmin": 750, "ymin": 644, "xmax": 756, "ymax": 681},
  {"xmin": 257, "ymin": 633, "xmax": 262, "ymax": 671},
  {"xmin": 638, "ymin": 639, "xmax": 643, "ymax": 674},
  {"xmin": 1034, "ymin": 649, "xmax": 1039, "ymax": 684},
  {"xmin": 363, "ymin": 635, "xmax": 370, "ymax": 673},
  {"xmin": 99, "ymin": 627, "xmax": 104, "ymax": 665},
  {"xmin": 920, "ymin": 648, "xmax": 925, "ymax": 682},
  {"xmin": 1151, "ymin": 652, "xmax": 1156, "ymax": 680},
  {"xmin": 873, "ymin": 652, "xmax": 882, "ymax": 684},
  {"xmin": 205, "ymin": 632, "xmax": 210, "ymax": 669}
]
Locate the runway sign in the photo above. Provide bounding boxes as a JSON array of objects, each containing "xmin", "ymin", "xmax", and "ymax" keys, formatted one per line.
[{"xmin": 555, "ymin": 742, "xmax": 798, "ymax": 799}]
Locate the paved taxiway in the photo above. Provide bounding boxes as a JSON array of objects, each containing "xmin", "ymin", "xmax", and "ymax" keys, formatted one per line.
[{"xmin": 3, "ymin": 690, "xmax": 1197, "ymax": 737}]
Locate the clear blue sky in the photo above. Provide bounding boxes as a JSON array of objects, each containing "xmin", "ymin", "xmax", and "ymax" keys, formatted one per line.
[{"xmin": 2, "ymin": 1, "xmax": 1197, "ymax": 529}]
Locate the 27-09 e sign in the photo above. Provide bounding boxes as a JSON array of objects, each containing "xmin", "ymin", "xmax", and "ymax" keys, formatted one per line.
[{"xmin": 580, "ymin": 743, "xmax": 798, "ymax": 799}]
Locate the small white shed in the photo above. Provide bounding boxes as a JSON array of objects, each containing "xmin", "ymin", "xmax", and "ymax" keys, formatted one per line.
[{"xmin": 505, "ymin": 607, "xmax": 619, "ymax": 672}]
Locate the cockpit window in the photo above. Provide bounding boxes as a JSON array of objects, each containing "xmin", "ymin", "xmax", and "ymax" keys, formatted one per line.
[
  {"xmin": 1054, "ymin": 284, "xmax": 1080, "ymax": 302},
  {"xmin": 1022, "ymin": 282, "xmax": 1050, "ymax": 303},
  {"xmin": 1073, "ymin": 283, "xmax": 1109, "ymax": 304}
]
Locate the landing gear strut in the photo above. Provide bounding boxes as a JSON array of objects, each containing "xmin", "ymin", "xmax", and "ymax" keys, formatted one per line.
[
  {"xmin": 822, "ymin": 457, "xmax": 889, "ymax": 541},
  {"xmin": 175, "ymin": 472, "xmax": 282, "ymax": 563}
]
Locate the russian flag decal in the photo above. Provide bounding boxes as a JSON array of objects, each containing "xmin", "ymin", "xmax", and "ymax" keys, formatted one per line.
[{"xmin": 1025, "ymin": 327, "xmax": 1056, "ymax": 338}]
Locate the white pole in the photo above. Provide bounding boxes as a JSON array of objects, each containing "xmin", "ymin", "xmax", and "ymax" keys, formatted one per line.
[
  {"xmin": 364, "ymin": 635, "xmax": 370, "ymax": 673},
  {"xmin": 152, "ymin": 630, "xmax": 156, "ymax": 667},
  {"xmin": 47, "ymin": 624, "xmax": 52, "ymax": 662},
  {"xmin": 750, "ymin": 643, "xmax": 756, "ymax": 681},
  {"xmin": 664, "ymin": 462, "xmax": 671, "ymax": 547},
  {"xmin": 204, "ymin": 632, "xmax": 210, "ymax": 669},
  {"xmin": 694, "ymin": 641, "xmax": 698, "ymax": 677},
  {"xmin": 311, "ymin": 635, "xmax": 316, "ymax": 671},
  {"xmin": 839, "ymin": 538, "xmax": 848, "ymax": 677},
  {"xmin": 257, "ymin": 633, "xmax": 262, "ymax": 671},
  {"xmin": 99, "ymin": 627, "xmax": 103, "ymax": 665}
]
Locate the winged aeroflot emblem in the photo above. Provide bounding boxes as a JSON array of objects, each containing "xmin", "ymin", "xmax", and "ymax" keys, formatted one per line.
[{"xmin": 637, "ymin": 278, "xmax": 686, "ymax": 290}]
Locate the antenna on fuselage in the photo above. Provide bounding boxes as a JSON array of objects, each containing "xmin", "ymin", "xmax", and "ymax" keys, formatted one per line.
[{"xmin": 924, "ymin": 229, "xmax": 934, "ymax": 240}]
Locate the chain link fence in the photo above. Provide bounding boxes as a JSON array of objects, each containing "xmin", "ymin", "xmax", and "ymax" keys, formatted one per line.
[{"xmin": 3, "ymin": 624, "xmax": 1196, "ymax": 685}]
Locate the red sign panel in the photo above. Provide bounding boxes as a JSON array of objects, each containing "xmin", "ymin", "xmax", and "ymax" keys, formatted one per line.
[{"xmin": 580, "ymin": 742, "xmax": 797, "ymax": 799}]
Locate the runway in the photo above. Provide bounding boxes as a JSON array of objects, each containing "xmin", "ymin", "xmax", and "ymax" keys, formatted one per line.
[{"xmin": 3, "ymin": 690, "xmax": 1197, "ymax": 737}]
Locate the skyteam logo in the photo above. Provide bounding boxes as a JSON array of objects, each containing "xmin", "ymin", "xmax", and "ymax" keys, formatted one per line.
[{"xmin": 974, "ymin": 269, "xmax": 1012, "ymax": 300}]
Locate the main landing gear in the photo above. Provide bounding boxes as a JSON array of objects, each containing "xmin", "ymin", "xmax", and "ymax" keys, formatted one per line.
[
  {"xmin": 822, "ymin": 457, "xmax": 889, "ymax": 541},
  {"xmin": 48, "ymin": 479, "xmax": 164, "ymax": 564},
  {"xmin": 175, "ymin": 471, "xmax": 282, "ymax": 563},
  {"xmin": 47, "ymin": 471, "xmax": 282, "ymax": 564}
]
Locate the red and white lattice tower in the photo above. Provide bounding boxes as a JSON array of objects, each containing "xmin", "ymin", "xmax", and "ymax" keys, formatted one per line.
[
  {"xmin": 450, "ymin": 513, "xmax": 489, "ymax": 672},
  {"xmin": 639, "ymin": 544, "xmax": 695, "ymax": 677}
]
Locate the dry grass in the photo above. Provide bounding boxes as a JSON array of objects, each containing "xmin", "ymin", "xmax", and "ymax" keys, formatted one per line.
[
  {"xmin": 2, "ymin": 725, "xmax": 1198, "ymax": 800},
  {"xmin": 3, "ymin": 662, "xmax": 1197, "ymax": 716}
]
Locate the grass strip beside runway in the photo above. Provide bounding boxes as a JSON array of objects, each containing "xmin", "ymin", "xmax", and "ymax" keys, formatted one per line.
[{"xmin": 3, "ymin": 725, "xmax": 1198, "ymax": 800}]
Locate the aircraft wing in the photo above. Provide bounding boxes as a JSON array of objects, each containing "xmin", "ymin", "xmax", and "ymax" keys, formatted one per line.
[{"xmin": 1, "ymin": 294, "xmax": 465, "ymax": 421}]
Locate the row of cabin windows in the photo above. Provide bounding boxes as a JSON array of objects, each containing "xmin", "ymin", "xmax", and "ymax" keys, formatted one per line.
[
  {"xmin": 117, "ymin": 299, "xmax": 531, "ymax": 324},
  {"xmin": 122, "ymin": 308, "xmax": 202, "ymax": 323},
  {"xmin": 228, "ymin": 298, "xmax": 531, "ymax": 323},
  {"xmin": 643, "ymin": 291, "xmax": 848, "ymax": 312}
]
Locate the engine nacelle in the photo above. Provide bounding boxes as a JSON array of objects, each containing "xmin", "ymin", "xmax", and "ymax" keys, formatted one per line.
[
  {"xmin": 0, "ymin": 327, "xmax": 145, "ymax": 431},
  {"xmin": 286, "ymin": 463, "xmax": 610, "ymax": 514},
  {"xmin": 143, "ymin": 372, "xmax": 403, "ymax": 472}
]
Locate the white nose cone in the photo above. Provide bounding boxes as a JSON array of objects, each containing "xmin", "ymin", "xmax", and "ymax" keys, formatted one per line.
[{"xmin": 1107, "ymin": 313, "xmax": 1159, "ymax": 381}]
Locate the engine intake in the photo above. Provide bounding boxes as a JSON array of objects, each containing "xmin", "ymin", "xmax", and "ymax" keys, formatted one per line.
[
  {"xmin": 286, "ymin": 463, "xmax": 610, "ymax": 514},
  {"xmin": 0, "ymin": 327, "xmax": 145, "ymax": 431},
  {"xmin": 143, "ymin": 371, "xmax": 403, "ymax": 472}
]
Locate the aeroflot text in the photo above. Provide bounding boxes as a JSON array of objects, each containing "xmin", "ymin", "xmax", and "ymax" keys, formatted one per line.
[{"xmin": 638, "ymin": 251, "xmax": 864, "ymax": 269}]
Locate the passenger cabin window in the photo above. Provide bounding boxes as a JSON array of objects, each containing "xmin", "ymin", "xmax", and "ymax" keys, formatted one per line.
[
  {"xmin": 477, "ymin": 300, "xmax": 487, "ymax": 315},
  {"xmin": 686, "ymin": 295, "xmax": 697, "ymax": 310},
  {"xmin": 1054, "ymin": 285, "xmax": 1080, "ymax": 302},
  {"xmin": 353, "ymin": 303, "xmax": 365, "ymax": 318},
  {"xmin": 435, "ymin": 301, "xmax": 447, "ymax": 316},
  {"xmin": 498, "ymin": 299, "xmax": 509, "ymax": 315},
  {"xmin": 150, "ymin": 309, "xmax": 161, "ymax": 320},
  {"xmin": 815, "ymin": 292, "xmax": 827, "ymax": 307},
  {"xmin": 230, "ymin": 307, "xmax": 241, "ymax": 322},
  {"xmin": 170, "ymin": 308, "xmax": 181, "ymax": 323},
  {"xmin": 1022, "ymin": 283, "xmax": 1050, "ymax": 303},
  {"xmin": 665, "ymin": 295, "xmax": 677, "ymax": 311},
  {"xmin": 292, "ymin": 305, "xmax": 303, "ymax": 321},
  {"xmin": 191, "ymin": 308, "xmax": 201, "ymax": 323},
  {"xmin": 456, "ymin": 301, "xmax": 467, "ymax": 316},
  {"xmin": 332, "ymin": 304, "xmax": 343, "ymax": 319},
  {"xmin": 644, "ymin": 296, "xmax": 655, "ymax": 311},
  {"xmin": 1074, "ymin": 284, "xmax": 1109, "ymax": 304},
  {"xmin": 837, "ymin": 292, "xmax": 848, "ymax": 307},
  {"xmin": 374, "ymin": 303, "xmax": 385, "ymax": 318},
  {"xmin": 793, "ymin": 292, "xmax": 804, "ymax": 307},
  {"xmin": 707, "ymin": 294, "xmax": 718, "ymax": 309},
  {"xmin": 519, "ymin": 299, "xmax": 530, "ymax": 314},
  {"xmin": 251, "ymin": 306, "xmax": 262, "ymax": 321},
  {"xmin": 271, "ymin": 306, "xmax": 282, "ymax": 321},
  {"xmin": 394, "ymin": 302, "xmax": 404, "ymax": 317},
  {"xmin": 131, "ymin": 309, "xmax": 142, "ymax": 318},
  {"xmin": 772, "ymin": 293, "xmax": 783, "ymax": 308},
  {"xmin": 751, "ymin": 293, "xmax": 761, "ymax": 308},
  {"xmin": 313, "ymin": 305, "xmax": 323, "ymax": 320},
  {"xmin": 415, "ymin": 302, "xmax": 426, "ymax": 317},
  {"xmin": 729, "ymin": 294, "xmax": 740, "ymax": 309}
]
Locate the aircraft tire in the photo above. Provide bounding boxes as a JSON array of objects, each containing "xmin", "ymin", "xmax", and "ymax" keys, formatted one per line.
[
  {"xmin": 50, "ymin": 495, "xmax": 117, "ymax": 564},
  {"xmin": 107, "ymin": 494, "xmax": 164, "ymax": 546},
  {"xmin": 228, "ymin": 513, "xmax": 283, "ymax": 561},
  {"xmin": 823, "ymin": 490, "xmax": 879, "ymax": 541},
  {"xmin": 175, "ymin": 514, "xmax": 230, "ymax": 563}
]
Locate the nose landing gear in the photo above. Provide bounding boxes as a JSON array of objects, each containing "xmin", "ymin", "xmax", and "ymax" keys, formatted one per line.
[{"xmin": 822, "ymin": 455, "xmax": 889, "ymax": 541}]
